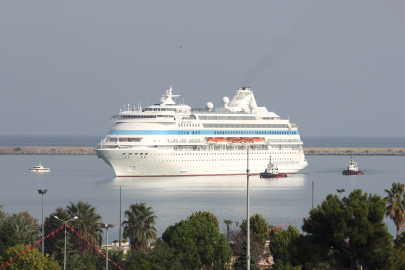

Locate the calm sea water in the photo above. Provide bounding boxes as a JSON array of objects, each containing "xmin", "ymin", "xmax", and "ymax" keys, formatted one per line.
[
  {"xmin": 1, "ymin": 154, "xmax": 404, "ymax": 243},
  {"xmin": 1, "ymin": 135, "xmax": 405, "ymax": 147}
]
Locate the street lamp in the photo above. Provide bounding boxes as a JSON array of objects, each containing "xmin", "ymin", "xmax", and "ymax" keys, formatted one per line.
[
  {"xmin": 37, "ymin": 189, "xmax": 48, "ymax": 256},
  {"xmin": 337, "ymin": 189, "xmax": 346, "ymax": 200},
  {"xmin": 100, "ymin": 224, "xmax": 116, "ymax": 270},
  {"xmin": 54, "ymin": 216, "xmax": 78, "ymax": 270}
]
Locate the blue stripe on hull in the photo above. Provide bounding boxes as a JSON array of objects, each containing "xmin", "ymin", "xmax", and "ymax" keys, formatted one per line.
[{"xmin": 108, "ymin": 130, "xmax": 299, "ymax": 135}]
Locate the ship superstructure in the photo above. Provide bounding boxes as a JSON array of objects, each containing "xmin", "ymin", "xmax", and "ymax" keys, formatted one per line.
[{"xmin": 94, "ymin": 87, "xmax": 308, "ymax": 177}]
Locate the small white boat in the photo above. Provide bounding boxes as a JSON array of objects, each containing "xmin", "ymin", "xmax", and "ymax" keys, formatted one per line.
[{"xmin": 29, "ymin": 163, "xmax": 50, "ymax": 173}]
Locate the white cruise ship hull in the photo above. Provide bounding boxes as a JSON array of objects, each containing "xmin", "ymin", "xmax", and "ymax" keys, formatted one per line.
[
  {"xmin": 95, "ymin": 86, "xmax": 308, "ymax": 177},
  {"xmin": 94, "ymin": 147, "xmax": 308, "ymax": 177}
]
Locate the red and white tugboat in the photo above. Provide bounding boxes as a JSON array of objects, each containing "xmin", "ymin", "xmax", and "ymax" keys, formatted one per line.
[
  {"xmin": 260, "ymin": 156, "xmax": 287, "ymax": 178},
  {"xmin": 342, "ymin": 155, "xmax": 363, "ymax": 175}
]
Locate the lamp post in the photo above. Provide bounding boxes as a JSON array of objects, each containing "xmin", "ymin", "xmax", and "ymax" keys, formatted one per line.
[
  {"xmin": 337, "ymin": 189, "xmax": 346, "ymax": 200},
  {"xmin": 37, "ymin": 189, "xmax": 48, "ymax": 256},
  {"xmin": 54, "ymin": 216, "xmax": 78, "ymax": 270},
  {"xmin": 100, "ymin": 223, "xmax": 116, "ymax": 270},
  {"xmin": 246, "ymin": 147, "xmax": 250, "ymax": 270}
]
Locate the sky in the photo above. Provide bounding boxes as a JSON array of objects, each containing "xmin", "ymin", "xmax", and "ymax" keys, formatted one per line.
[{"xmin": 1, "ymin": 0, "xmax": 404, "ymax": 137}]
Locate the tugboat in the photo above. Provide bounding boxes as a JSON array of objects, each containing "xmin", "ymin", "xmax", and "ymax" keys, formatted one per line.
[
  {"xmin": 260, "ymin": 156, "xmax": 287, "ymax": 178},
  {"xmin": 342, "ymin": 155, "xmax": 363, "ymax": 175}
]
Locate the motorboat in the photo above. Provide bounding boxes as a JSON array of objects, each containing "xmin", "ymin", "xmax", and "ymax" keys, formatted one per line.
[{"xmin": 29, "ymin": 164, "xmax": 50, "ymax": 173}]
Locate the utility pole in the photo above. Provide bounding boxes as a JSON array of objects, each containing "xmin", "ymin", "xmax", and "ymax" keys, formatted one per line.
[
  {"xmin": 38, "ymin": 189, "xmax": 48, "ymax": 256},
  {"xmin": 246, "ymin": 147, "xmax": 250, "ymax": 270},
  {"xmin": 119, "ymin": 186, "xmax": 122, "ymax": 246},
  {"xmin": 312, "ymin": 181, "xmax": 314, "ymax": 209}
]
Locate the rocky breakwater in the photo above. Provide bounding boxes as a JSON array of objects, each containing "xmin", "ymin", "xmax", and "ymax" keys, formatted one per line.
[
  {"xmin": 0, "ymin": 146, "xmax": 96, "ymax": 155},
  {"xmin": 304, "ymin": 147, "xmax": 405, "ymax": 156},
  {"xmin": 1, "ymin": 146, "xmax": 404, "ymax": 155}
]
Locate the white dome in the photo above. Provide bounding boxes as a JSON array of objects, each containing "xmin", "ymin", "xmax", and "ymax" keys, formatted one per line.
[
  {"xmin": 206, "ymin": 102, "xmax": 214, "ymax": 111},
  {"xmin": 222, "ymin": 96, "xmax": 230, "ymax": 107},
  {"xmin": 249, "ymin": 99, "xmax": 258, "ymax": 110}
]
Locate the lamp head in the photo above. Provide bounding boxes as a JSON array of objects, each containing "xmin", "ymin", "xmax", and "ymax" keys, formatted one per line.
[
  {"xmin": 74, "ymin": 216, "xmax": 78, "ymax": 219},
  {"xmin": 38, "ymin": 189, "xmax": 48, "ymax": 195},
  {"xmin": 54, "ymin": 216, "xmax": 59, "ymax": 219}
]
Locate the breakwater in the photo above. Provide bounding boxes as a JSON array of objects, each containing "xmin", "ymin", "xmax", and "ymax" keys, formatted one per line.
[{"xmin": 0, "ymin": 146, "xmax": 404, "ymax": 155}]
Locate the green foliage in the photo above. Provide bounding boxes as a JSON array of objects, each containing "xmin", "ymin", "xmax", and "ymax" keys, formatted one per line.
[
  {"xmin": 44, "ymin": 207, "xmax": 69, "ymax": 257},
  {"xmin": 233, "ymin": 239, "xmax": 258, "ymax": 270},
  {"xmin": 123, "ymin": 203, "xmax": 157, "ymax": 251},
  {"xmin": 384, "ymin": 182, "xmax": 405, "ymax": 237},
  {"xmin": 66, "ymin": 201, "xmax": 103, "ymax": 254},
  {"xmin": 223, "ymin": 220, "xmax": 233, "ymax": 236},
  {"xmin": 113, "ymin": 239, "xmax": 119, "ymax": 243},
  {"xmin": 0, "ymin": 205, "xmax": 6, "ymax": 225},
  {"xmin": 56, "ymin": 237, "xmax": 85, "ymax": 270},
  {"xmin": 0, "ymin": 222, "xmax": 19, "ymax": 258},
  {"xmin": 0, "ymin": 244, "xmax": 60, "ymax": 270},
  {"xmin": 123, "ymin": 239, "xmax": 183, "ymax": 270},
  {"xmin": 162, "ymin": 216, "xmax": 232, "ymax": 269},
  {"xmin": 188, "ymin": 211, "xmax": 219, "ymax": 230},
  {"xmin": 6, "ymin": 211, "xmax": 39, "ymax": 246},
  {"xmin": 13, "ymin": 147, "xmax": 22, "ymax": 152},
  {"xmin": 269, "ymin": 225, "xmax": 300, "ymax": 270},
  {"xmin": 240, "ymin": 214, "xmax": 269, "ymax": 245},
  {"xmin": 290, "ymin": 189, "xmax": 400, "ymax": 270}
]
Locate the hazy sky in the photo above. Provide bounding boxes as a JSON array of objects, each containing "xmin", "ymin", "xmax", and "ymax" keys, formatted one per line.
[{"xmin": 1, "ymin": 1, "xmax": 404, "ymax": 136}]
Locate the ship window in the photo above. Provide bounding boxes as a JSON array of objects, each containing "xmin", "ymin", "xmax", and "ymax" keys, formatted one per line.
[
  {"xmin": 128, "ymin": 153, "xmax": 132, "ymax": 155},
  {"xmin": 145, "ymin": 153, "xmax": 148, "ymax": 155},
  {"xmin": 140, "ymin": 153, "xmax": 143, "ymax": 155},
  {"xmin": 122, "ymin": 153, "xmax": 126, "ymax": 155}
]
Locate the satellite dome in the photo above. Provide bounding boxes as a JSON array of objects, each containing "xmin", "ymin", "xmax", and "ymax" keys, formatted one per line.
[
  {"xmin": 206, "ymin": 102, "xmax": 214, "ymax": 111},
  {"xmin": 222, "ymin": 97, "xmax": 230, "ymax": 108},
  {"xmin": 249, "ymin": 99, "xmax": 258, "ymax": 110}
]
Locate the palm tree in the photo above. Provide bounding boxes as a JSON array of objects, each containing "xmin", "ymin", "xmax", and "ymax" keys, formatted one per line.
[
  {"xmin": 123, "ymin": 203, "xmax": 157, "ymax": 250},
  {"xmin": 7, "ymin": 211, "xmax": 39, "ymax": 245},
  {"xmin": 223, "ymin": 220, "xmax": 233, "ymax": 236},
  {"xmin": 384, "ymin": 182, "xmax": 405, "ymax": 237},
  {"xmin": 66, "ymin": 201, "xmax": 103, "ymax": 254}
]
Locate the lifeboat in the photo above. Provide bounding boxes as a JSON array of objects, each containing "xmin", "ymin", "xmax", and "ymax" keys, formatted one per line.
[
  {"xmin": 253, "ymin": 137, "xmax": 264, "ymax": 144},
  {"xmin": 216, "ymin": 138, "xmax": 228, "ymax": 145}
]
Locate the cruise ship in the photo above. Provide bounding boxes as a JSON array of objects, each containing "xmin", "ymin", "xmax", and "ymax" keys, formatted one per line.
[{"xmin": 94, "ymin": 86, "xmax": 308, "ymax": 177}]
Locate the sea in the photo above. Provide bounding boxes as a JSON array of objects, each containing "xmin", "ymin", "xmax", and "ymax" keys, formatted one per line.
[{"xmin": 1, "ymin": 135, "xmax": 405, "ymax": 243}]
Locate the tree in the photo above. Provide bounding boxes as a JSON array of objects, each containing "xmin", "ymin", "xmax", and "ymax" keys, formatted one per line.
[
  {"xmin": 223, "ymin": 220, "xmax": 233, "ymax": 236},
  {"xmin": 66, "ymin": 201, "xmax": 102, "ymax": 254},
  {"xmin": 0, "ymin": 222, "xmax": 19, "ymax": 258},
  {"xmin": 269, "ymin": 225, "xmax": 300, "ymax": 270},
  {"xmin": 240, "ymin": 214, "xmax": 269, "ymax": 245},
  {"xmin": 123, "ymin": 203, "xmax": 157, "ymax": 251},
  {"xmin": 189, "ymin": 211, "xmax": 219, "ymax": 230},
  {"xmin": 0, "ymin": 205, "xmax": 7, "ymax": 226},
  {"xmin": 44, "ymin": 207, "xmax": 69, "ymax": 257},
  {"xmin": 162, "ymin": 216, "xmax": 232, "ymax": 269},
  {"xmin": 233, "ymin": 239, "xmax": 258, "ymax": 270},
  {"xmin": 123, "ymin": 239, "xmax": 183, "ymax": 270},
  {"xmin": 290, "ymin": 189, "xmax": 397, "ymax": 270},
  {"xmin": 6, "ymin": 211, "xmax": 39, "ymax": 246},
  {"xmin": 384, "ymin": 182, "xmax": 405, "ymax": 237},
  {"xmin": 0, "ymin": 244, "xmax": 60, "ymax": 270}
]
